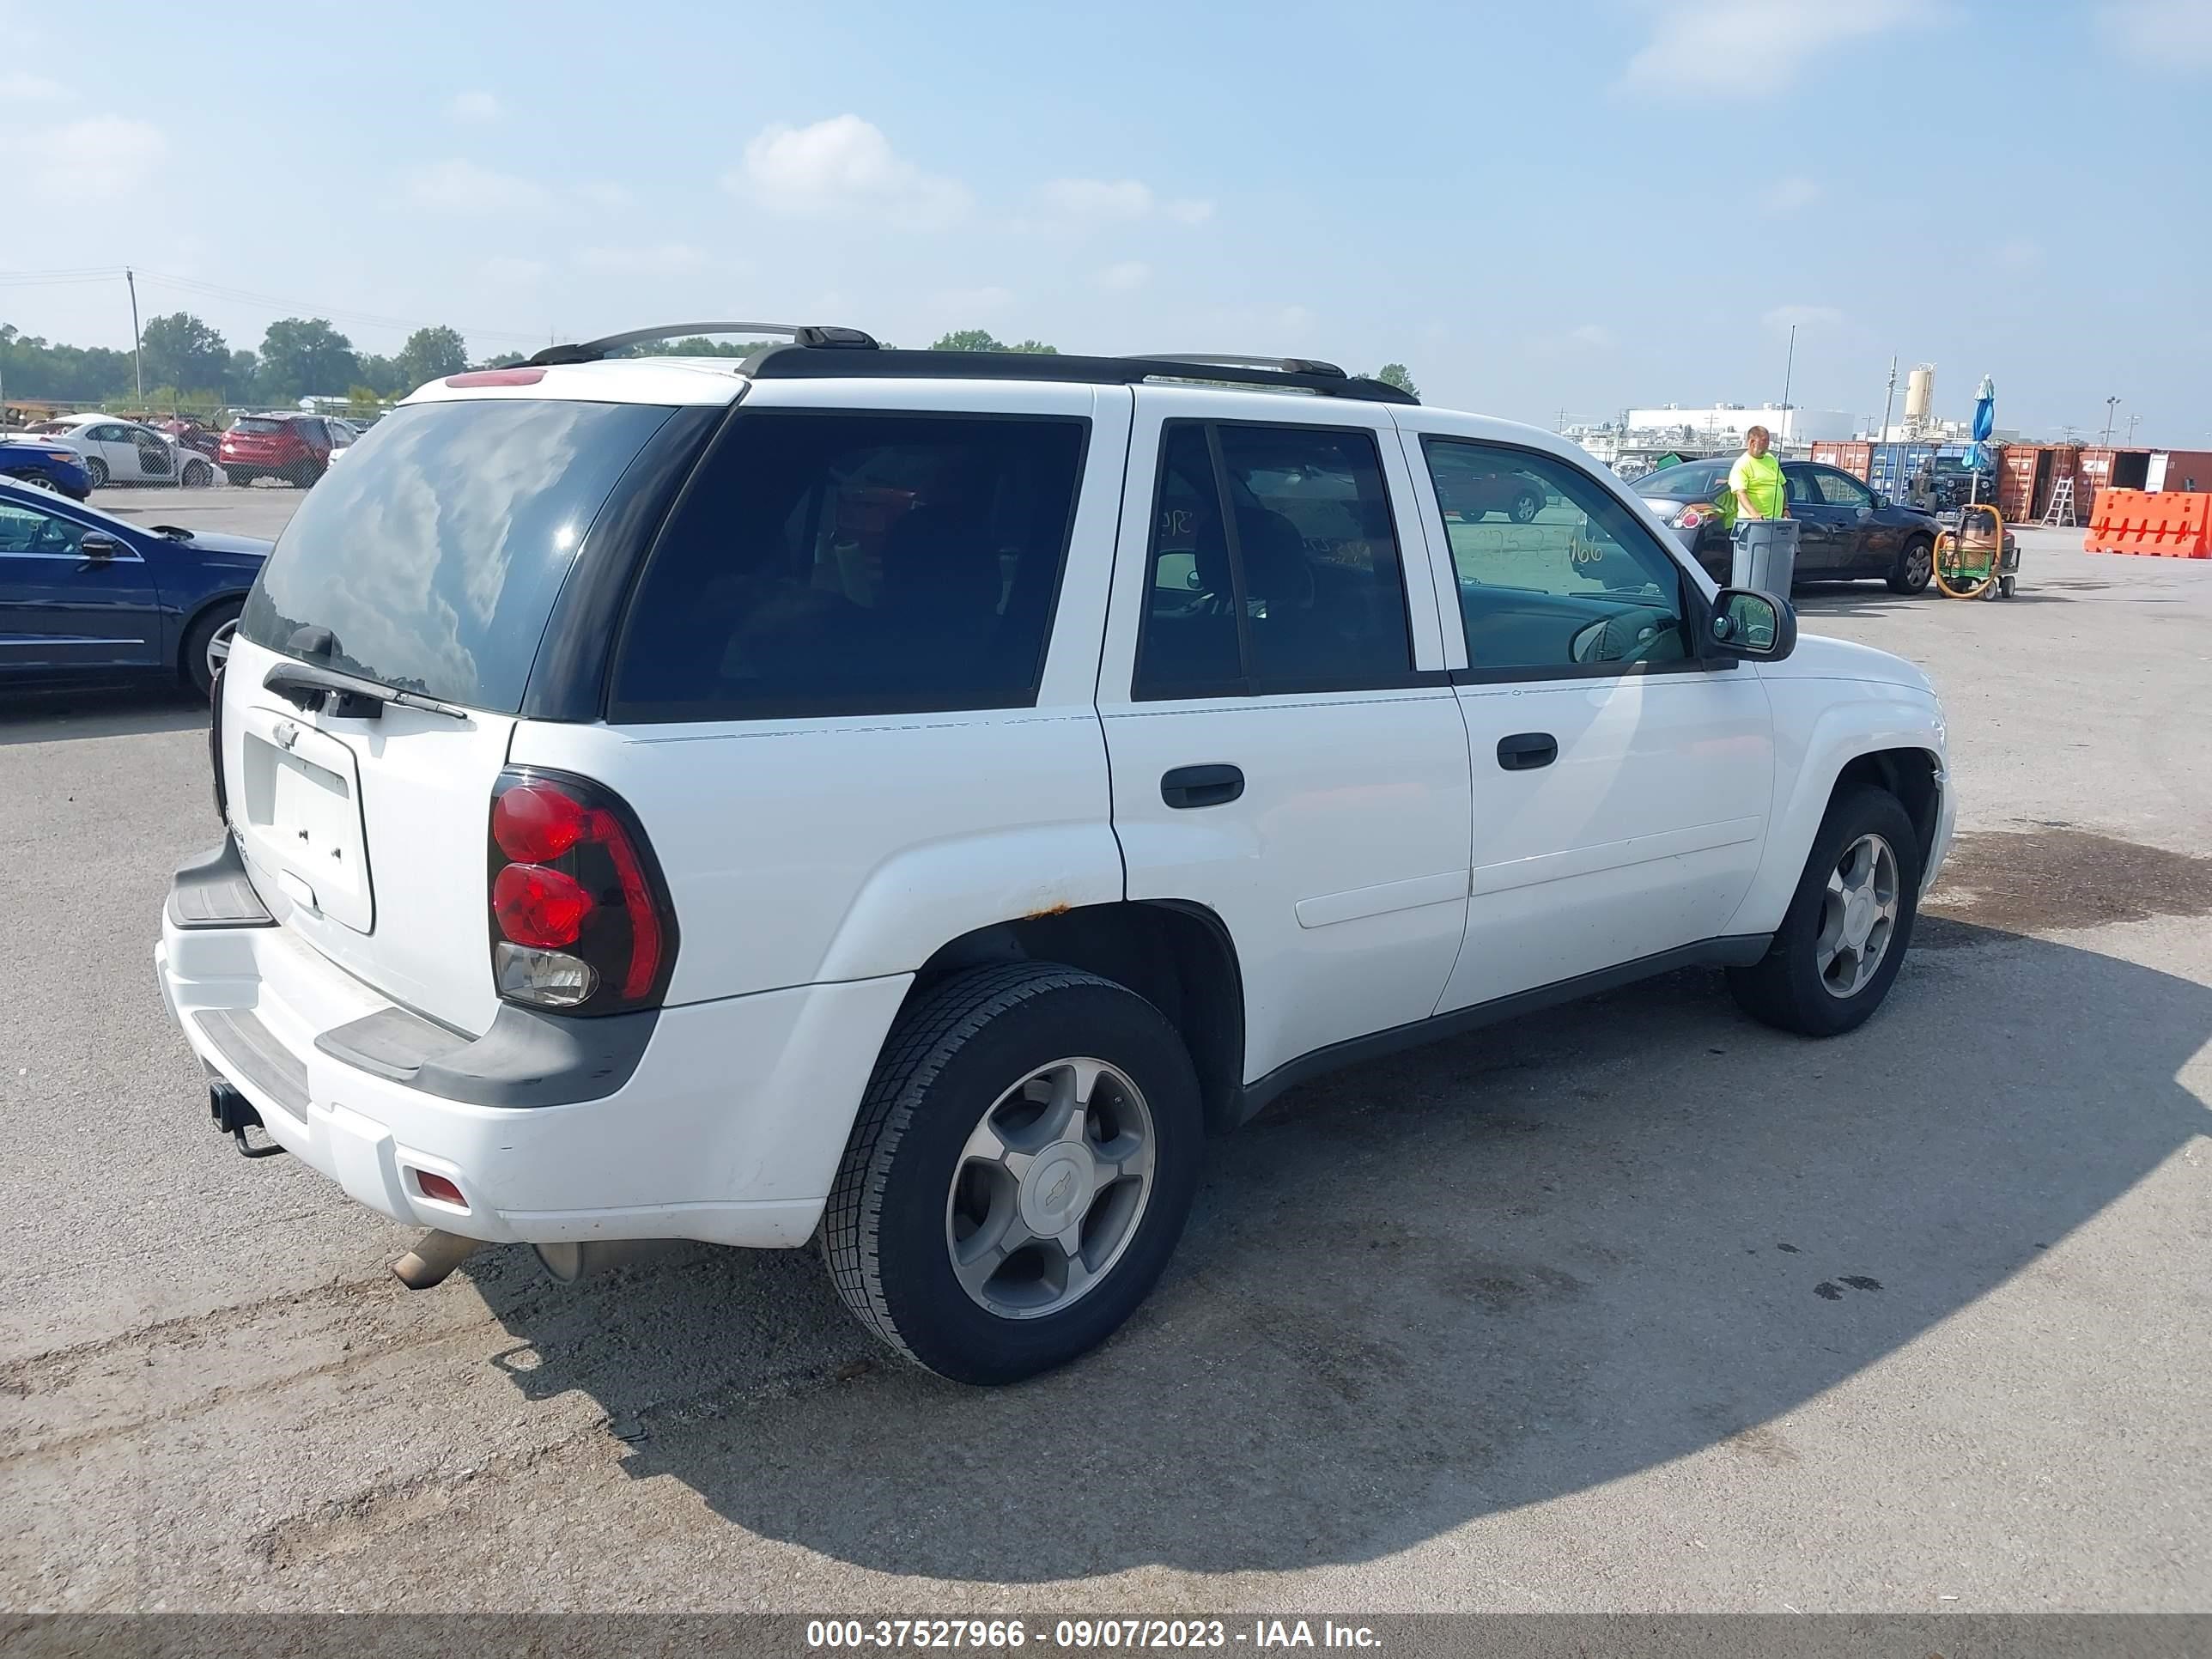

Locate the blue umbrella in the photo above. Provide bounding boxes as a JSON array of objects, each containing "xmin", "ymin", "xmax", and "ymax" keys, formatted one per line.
[{"xmin": 1966, "ymin": 374, "xmax": 1995, "ymax": 471}]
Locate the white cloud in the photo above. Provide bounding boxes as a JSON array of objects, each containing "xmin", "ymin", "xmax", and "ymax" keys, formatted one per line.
[
  {"xmin": 0, "ymin": 70, "xmax": 66, "ymax": 100},
  {"xmin": 576, "ymin": 243, "xmax": 709, "ymax": 276},
  {"xmin": 39, "ymin": 116, "xmax": 167, "ymax": 202},
  {"xmin": 478, "ymin": 256, "xmax": 546, "ymax": 287},
  {"xmin": 577, "ymin": 180, "xmax": 631, "ymax": 210},
  {"xmin": 731, "ymin": 114, "xmax": 969, "ymax": 229},
  {"xmin": 1763, "ymin": 303, "xmax": 1844, "ymax": 331},
  {"xmin": 933, "ymin": 284, "xmax": 1015, "ymax": 316},
  {"xmin": 1758, "ymin": 175, "xmax": 1821, "ymax": 212},
  {"xmin": 1097, "ymin": 260, "xmax": 1152, "ymax": 292},
  {"xmin": 1036, "ymin": 179, "xmax": 1216, "ymax": 228},
  {"xmin": 405, "ymin": 159, "xmax": 553, "ymax": 214},
  {"xmin": 1040, "ymin": 178, "xmax": 1153, "ymax": 220},
  {"xmin": 1529, "ymin": 322, "xmax": 1615, "ymax": 356},
  {"xmin": 1620, "ymin": 0, "xmax": 1918, "ymax": 98},
  {"xmin": 2099, "ymin": 0, "xmax": 2212, "ymax": 67},
  {"xmin": 448, "ymin": 89, "xmax": 502, "ymax": 123}
]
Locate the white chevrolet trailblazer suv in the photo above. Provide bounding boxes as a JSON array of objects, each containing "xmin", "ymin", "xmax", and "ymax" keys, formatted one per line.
[{"xmin": 157, "ymin": 325, "xmax": 1954, "ymax": 1385}]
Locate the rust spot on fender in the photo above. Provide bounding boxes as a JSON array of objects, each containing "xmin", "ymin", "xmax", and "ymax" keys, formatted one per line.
[{"xmin": 1023, "ymin": 901, "xmax": 1073, "ymax": 921}]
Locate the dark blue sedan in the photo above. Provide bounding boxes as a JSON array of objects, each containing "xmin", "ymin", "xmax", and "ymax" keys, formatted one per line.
[
  {"xmin": 0, "ymin": 478, "xmax": 271, "ymax": 697},
  {"xmin": 0, "ymin": 438, "xmax": 95, "ymax": 501}
]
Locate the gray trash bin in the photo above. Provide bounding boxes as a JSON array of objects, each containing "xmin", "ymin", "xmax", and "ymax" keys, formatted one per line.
[{"xmin": 1731, "ymin": 518, "xmax": 1800, "ymax": 594}]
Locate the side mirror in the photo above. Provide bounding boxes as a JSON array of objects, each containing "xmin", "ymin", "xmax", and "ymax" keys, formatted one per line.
[
  {"xmin": 79, "ymin": 532, "xmax": 121, "ymax": 561},
  {"xmin": 1872, "ymin": 492, "xmax": 1889, "ymax": 508},
  {"xmin": 1707, "ymin": 587, "xmax": 1796, "ymax": 661}
]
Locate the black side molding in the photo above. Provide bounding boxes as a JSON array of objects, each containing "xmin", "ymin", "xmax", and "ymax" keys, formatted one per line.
[
  {"xmin": 316, "ymin": 1002, "xmax": 659, "ymax": 1109},
  {"xmin": 1231, "ymin": 934, "xmax": 1773, "ymax": 1126},
  {"xmin": 167, "ymin": 837, "xmax": 274, "ymax": 930}
]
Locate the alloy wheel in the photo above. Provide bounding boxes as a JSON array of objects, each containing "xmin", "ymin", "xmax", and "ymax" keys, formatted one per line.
[
  {"xmin": 945, "ymin": 1056, "xmax": 1157, "ymax": 1320},
  {"xmin": 1816, "ymin": 833, "xmax": 1900, "ymax": 999}
]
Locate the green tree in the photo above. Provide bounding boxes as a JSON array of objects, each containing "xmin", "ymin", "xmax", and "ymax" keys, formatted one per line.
[
  {"xmin": 1375, "ymin": 363, "xmax": 1418, "ymax": 398},
  {"xmin": 228, "ymin": 349, "xmax": 260, "ymax": 398},
  {"xmin": 930, "ymin": 330, "xmax": 1056, "ymax": 354},
  {"xmin": 256, "ymin": 318, "xmax": 360, "ymax": 403},
  {"xmin": 138, "ymin": 313, "xmax": 231, "ymax": 398},
  {"xmin": 393, "ymin": 325, "xmax": 471, "ymax": 391}
]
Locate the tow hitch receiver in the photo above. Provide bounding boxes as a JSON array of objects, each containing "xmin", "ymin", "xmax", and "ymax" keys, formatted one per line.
[{"xmin": 210, "ymin": 1080, "xmax": 286, "ymax": 1159}]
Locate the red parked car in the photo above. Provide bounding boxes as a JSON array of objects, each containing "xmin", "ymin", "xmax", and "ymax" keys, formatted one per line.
[{"xmin": 218, "ymin": 413, "xmax": 339, "ymax": 488}]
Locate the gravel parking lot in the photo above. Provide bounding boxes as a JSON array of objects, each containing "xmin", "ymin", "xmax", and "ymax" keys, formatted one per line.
[{"xmin": 2, "ymin": 502, "xmax": 2206, "ymax": 1613}]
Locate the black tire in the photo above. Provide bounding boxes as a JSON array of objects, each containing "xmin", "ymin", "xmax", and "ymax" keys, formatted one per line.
[
  {"xmin": 1729, "ymin": 787, "xmax": 1923, "ymax": 1037},
  {"xmin": 823, "ymin": 963, "xmax": 1204, "ymax": 1385},
  {"xmin": 287, "ymin": 461, "xmax": 324, "ymax": 488},
  {"xmin": 181, "ymin": 601, "xmax": 241, "ymax": 700},
  {"xmin": 1510, "ymin": 489, "xmax": 1542, "ymax": 524},
  {"xmin": 1887, "ymin": 534, "xmax": 1934, "ymax": 595},
  {"xmin": 1455, "ymin": 500, "xmax": 1487, "ymax": 524},
  {"xmin": 182, "ymin": 459, "xmax": 212, "ymax": 488},
  {"xmin": 83, "ymin": 457, "xmax": 109, "ymax": 489}
]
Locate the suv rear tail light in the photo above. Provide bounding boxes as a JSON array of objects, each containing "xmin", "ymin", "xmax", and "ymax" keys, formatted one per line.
[{"xmin": 487, "ymin": 769, "xmax": 678, "ymax": 1014}]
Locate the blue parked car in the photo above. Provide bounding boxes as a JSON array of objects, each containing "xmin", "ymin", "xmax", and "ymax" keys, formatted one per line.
[
  {"xmin": 0, "ymin": 477, "xmax": 272, "ymax": 696},
  {"xmin": 0, "ymin": 437, "xmax": 95, "ymax": 501}
]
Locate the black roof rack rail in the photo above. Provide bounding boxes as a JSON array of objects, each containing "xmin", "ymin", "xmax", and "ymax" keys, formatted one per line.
[
  {"xmin": 1138, "ymin": 353, "xmax": 1350, "ymax": 379},
  {"xmin": 739, "ymin": 345, "xmax": 1418, "ymax": 404},
  {"xmin": 527, "ymin": 321, "xmax": 878, "ymax": 368}
]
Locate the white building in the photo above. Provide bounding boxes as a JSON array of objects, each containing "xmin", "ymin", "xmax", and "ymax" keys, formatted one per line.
[{"xmin": 1622, "ymin": 404, "xmax": 1856, "ymax": 444}]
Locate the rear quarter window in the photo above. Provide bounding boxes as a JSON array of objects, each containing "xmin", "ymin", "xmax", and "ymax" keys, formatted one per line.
[{"xmin": 609, "ymin": 410, "xmax": 1088, "ymax": 722}]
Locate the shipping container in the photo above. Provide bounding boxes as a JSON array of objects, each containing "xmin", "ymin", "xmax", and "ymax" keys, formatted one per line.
[
  {"xmin": 2145, "ymin": 450, "xmax": 2212, "ymax": 493},
  {"xmin": 1999, "ymin": 443, "xmax": 2077, "ymax": 522},
  {"xmin": 2075, "ymin": 447, "xmax": 2154, "ymax": 511},
  {"xmin": 1810, "ymin": 441, "xmax": 1874, "ymax": 478},
  {"xmin": 1868, "ymin": 442, "xmax": 1939, "ymax": 501}
]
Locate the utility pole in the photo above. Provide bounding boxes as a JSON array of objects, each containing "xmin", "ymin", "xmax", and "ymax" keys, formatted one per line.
[
  {"xmin": 1878, "ymin": 356, "xmax": 1898, "ymax": 446},
  {"xmin": 1780, "ymin": 325, "xmax": 1796, "ymax": 427},
  {"xmin": 126, "ymin": 268, "xmax": 143, "ymax": 403},
  {"xmin": 2124, "ymin": 412, "xmax": 2140, "ymax": 445}
]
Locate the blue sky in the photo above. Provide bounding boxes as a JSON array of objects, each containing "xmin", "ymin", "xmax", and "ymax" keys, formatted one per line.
[{"xmin": 5, "ymin": 0, "xmax": 2208, "ymax": 441}]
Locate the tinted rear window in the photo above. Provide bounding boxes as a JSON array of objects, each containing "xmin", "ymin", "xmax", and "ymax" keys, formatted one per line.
[
  {"xmin": 229, "ymin": 418, "xmax": 288, "ymax": 435},
  {"xmin": 1642, "ymin": 461, "xmax": 1727, "ymax": 498},
  {"xmin": 610, "ymin": 410, "xmax": 1086, "ymax": 722},
  {"xmin": 240, "ymin": 398, "xmax": 675, "ymax": 711}
]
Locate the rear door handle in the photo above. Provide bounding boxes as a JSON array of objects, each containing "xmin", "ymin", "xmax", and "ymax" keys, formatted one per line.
[
  {"xmin": 1496, "ymin": 732, "xmax": 1558, "ymax": 771},
  {"xmin": 1161, "ymin": 763, "xmax": 1244, "ymax": 809}
]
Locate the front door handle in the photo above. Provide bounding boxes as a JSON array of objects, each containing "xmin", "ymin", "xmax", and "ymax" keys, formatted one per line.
[
  {"xmin": 1162, "ymin": 763, "xmax": 1244, "ymax": 809},
  {"xmin": 1496, "ymin": 732, "xmax": 1558, "ymax": 771}
]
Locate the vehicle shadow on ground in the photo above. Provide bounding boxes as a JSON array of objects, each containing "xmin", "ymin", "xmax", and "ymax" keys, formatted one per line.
[
  {"xmin": 0, "ymin": 684, "xmax": 204, "ymax": 746},
  {"xmin": 475, "ymin": 889, "xmax": 2211, "ymax": 1579}
]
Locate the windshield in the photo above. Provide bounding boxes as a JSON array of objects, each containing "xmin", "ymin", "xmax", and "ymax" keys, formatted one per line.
[{"xmin": 239, "ymin": 397, "xmax": 676, "ymax": 711}]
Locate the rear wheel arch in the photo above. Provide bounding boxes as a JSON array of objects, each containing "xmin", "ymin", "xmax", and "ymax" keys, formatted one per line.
[{"xmin": 908, "ymin": 899, "xmax": 1246, "ymax": 1135}]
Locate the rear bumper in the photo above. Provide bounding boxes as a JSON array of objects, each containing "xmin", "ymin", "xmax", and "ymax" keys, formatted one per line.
[{"xmin": 157, "ymin": 844, "xmax": 911, "ymax": 1249}]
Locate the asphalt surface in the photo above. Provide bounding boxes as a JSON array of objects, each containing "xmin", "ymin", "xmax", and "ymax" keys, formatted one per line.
[{"xmin": 2, "ymin": 501, "xmax": 2207, "ymax": 1614}]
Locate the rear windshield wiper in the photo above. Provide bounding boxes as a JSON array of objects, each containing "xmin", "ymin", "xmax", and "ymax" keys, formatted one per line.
[{"xmin": 262, "ymin": 658, "xmax": 470, "ymax": 721}]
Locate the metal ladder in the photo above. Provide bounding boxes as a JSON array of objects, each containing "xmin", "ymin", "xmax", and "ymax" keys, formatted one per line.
[{"xmin": 2040, "ymin": 476, "xmax": 2077, "ymax": 526}]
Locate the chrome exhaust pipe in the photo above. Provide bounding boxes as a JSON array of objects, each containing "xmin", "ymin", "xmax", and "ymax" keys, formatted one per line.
[{"xmin": 391, "ymin": 1230, "xmax": 485, "ymax": 1290}]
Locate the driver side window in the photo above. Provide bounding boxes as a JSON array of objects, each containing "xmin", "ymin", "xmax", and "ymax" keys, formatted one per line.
[
  {"xmin": 1420, "ymin": 438, "xmax": 1691, "ymax": 676},
  {"xmin": 0, "ymin": 501, "xmax": 84, "ymax": 556}
]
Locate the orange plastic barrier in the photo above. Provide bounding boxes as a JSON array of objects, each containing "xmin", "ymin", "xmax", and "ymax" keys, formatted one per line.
[{"xmin": 2084, "ymin": 489, "xmax": 2212, "ymax": 557}]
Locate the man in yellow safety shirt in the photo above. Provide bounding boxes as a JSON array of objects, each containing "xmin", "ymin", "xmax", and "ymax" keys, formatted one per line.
[{"xmin": 1728, "ymin": 425, "xmax": 1786, "ymax": 525}]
